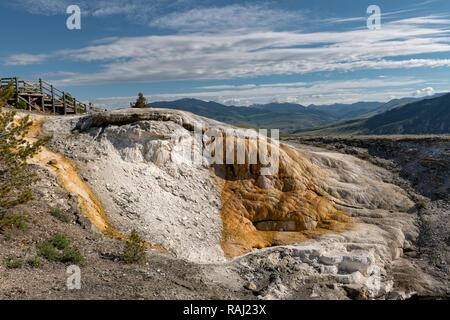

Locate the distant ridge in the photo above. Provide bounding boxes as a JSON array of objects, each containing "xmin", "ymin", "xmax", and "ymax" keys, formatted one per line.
[
  {"xmin": 149, "ymin": 98, "xmax": 384, "ymax": 133},
  {"xmin": 296, "ymin": 92, "xmax": 450, "ymax": 135},
  {"xmin": 364, "ymin": 92, "xmax": 450, "ymax": 134},
  {"xmin": 308, "ymin": 101, "xmax": 382, "ymax": 119},
  {"xmin": 149, "ymin": 93, "xmax": 449, "ymax": 134},
  {"xmin": 149, "ymin": 98, "xmax": 336, "ymax": 133}
]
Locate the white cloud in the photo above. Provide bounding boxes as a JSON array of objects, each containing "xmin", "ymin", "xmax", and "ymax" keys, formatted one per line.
[
  {"xmin": 90, "ymin": 77, "xmax": 429, "ymax": 108},
  {"xmin": 90, "ymin": 4, "xmax": 139, "ymax": 17},
  {"xmin": 324, "ymin": 8, "xmax": 419, "ymax": 24},
  {"xmin": 196, "ymin": 82, "xmax": 308, "ymax": 90},
  {"xmin": 7, "ymin": 0, "xmax": 177, "ymax": 18},
  {"xmin": 149, "ymin": 4, "xmax": 302, "ymax": 31},
  {"xmin": 413, "ymin": 86, "xmax": 435, "ymax": 96},
  {"xmin": 4, "ymin": 53, "xmax": 49, "ymax": 66},
  {"xmin": 8, "ymin": 0, "xmax": 69, "ymax": 15},
  {"xmin": 197, "ymin": 84, "xmax": 258, "ymax": 90},
  {"xmin": 4, "ymin": 14, "xmax": 448, "ymax": 85}
]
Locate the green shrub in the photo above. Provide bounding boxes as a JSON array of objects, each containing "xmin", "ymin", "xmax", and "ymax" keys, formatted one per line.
[
  {"xmin": 0, "ymin": 107, "xmax": 51, "ymax": 217},
  {"xmin": 314, "ymin": 143, "xmax": 327, "ymax": 149},
  {"xmin": 16, "ymin": 100, "xmax": 28, "ymax": 110},
  {"xmin": 38, "ymin": 241, "xmax": 61, "ymax": 261},
  {"xmin": 6, "ymin": 255, "xmax": 23, "ymax": 269},
  {"xmin": 50, "ymin": 234, "xmax": 70, "ymax": 250},
  {"xmin": 360, "ymin": 153, "xmax": 371, "ymax": 160},
  {"xmin": 37, "ymin": 235, "xmax": 84, "ymax": 266},
  {"xmin": 132, "ymin": 93, "xmax": 148, "ymax": 108},
  {"xmin": 0, "ymin": 214, "xmax": 28, "ymax": 232},
  {"xmin": 49, "ymin": 207, "xmax": 70, "ymax": 223},
  {"xmin": 61, "ymin": 246, "xmax": 84, "ymax": 265},
  {"xmin": 416, "ymin": 201, "xmax": 426, "ymax": 211},
  {"xmin": 121, "ymin": 229, "xmax": 147, "ymax": 264},
  {"xmin": 27, "ymin": 256, "xmax": 42, "ymax": 268},
  {"xmin": 0, "ymin": 80, "xmax": 14, "ymax": 107}
]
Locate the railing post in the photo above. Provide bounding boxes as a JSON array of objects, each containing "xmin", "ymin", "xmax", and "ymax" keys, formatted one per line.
[
  {"xmin": 74, "ymin": 98, "xmax": 77, "ymax": 114},
  {"xmin": 15, "ymin": 77, "xmax": 19, "ymax": 104},
  {"xmin": 0, "ymin": 78, "xmax": 2, "ymax": 90},
  {"xmin": 39, "ymin": 78, "xmax": 44, "ymax": 112},
  {"xmin": 63, "ymin": 92, "xmax": 67, "ymax": 115},
  {"xmin": 51, "ymin": 85, "xmax": 55, "ymax": 113}
]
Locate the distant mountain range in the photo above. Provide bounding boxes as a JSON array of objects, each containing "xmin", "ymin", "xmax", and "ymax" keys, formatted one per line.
[
  {"xmin": 149, "ymin": 99, "xmax": 385, "ymax": 133},
  {"xmin": 150, "ymin": 99, "xmax": 336, "ymax": 132},
  {"xmin": 363, "ymin": 93, "xmax": 450, "ymax": 134},
  {"xmin": 148, "ymin": 93, "xmax": 449, "ymax": 135},
  {"xmin": 296, "ymin": 93, "xmax": 450, "ymax": 135},
  {"xmin": 308, "ymin": 101, "xmax": 382, "ymax": 119}
]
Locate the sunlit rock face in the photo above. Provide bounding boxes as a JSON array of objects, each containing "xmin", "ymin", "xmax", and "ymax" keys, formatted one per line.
[
  {"xmin": 212, "ymin": 141, "xmax": 350, "ymax": 258},
  {"xmin": 43, "ymin": 108, "xmax": 415, "ymax": 270},
  {"xmin": 37, "ymin": 108, "xmax": 429, "ymax": 297}
]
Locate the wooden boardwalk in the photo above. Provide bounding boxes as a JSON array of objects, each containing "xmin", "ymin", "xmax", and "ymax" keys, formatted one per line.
[{"xmin": 0, "ymin": 77, "xmax": 92, "ymax": 115}]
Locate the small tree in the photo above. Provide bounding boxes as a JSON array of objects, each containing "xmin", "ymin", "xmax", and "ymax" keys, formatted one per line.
[
  {"xmin": 0, "ymin": 80, "xmax": 15, "ymax": 107},
  {"xmin": 133, "ymin": 93, "xmax": 148, "ymax": 108},
  {"xmin": 0, "ymin": 106, "xmax": 50, "ymax": 217},
  {"xmin": 121, "ymin": 229, "xmax": 147, "ymax": 264}
]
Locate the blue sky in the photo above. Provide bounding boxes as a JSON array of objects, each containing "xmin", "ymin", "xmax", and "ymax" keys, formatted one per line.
[{"xmin": 1, "ymin": 0, "xmax": 450, "ymax": 108}]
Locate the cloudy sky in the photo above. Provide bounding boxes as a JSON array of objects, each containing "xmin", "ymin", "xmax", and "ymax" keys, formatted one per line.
[{"xmin": 1, "ymin": 0, "xmax": 449, "ymax": 108}]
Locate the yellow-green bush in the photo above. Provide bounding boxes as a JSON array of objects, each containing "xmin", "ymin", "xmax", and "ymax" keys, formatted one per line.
[{"xmin": 121, "ymin": 229, "xmax": 147, "ymax": 264}]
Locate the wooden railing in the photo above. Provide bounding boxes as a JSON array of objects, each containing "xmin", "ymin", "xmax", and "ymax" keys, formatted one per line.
[{"xmin": 0, "ymin": 77, "xmax": 94, "ymax": 115}]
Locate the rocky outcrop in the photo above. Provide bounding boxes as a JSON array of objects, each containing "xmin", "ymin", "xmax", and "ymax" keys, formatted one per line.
[
  {"xmin": 285, "ymin": 135, "xmax": 450, "ymax": 200},
  {"xmin": 215, "ymin": 142, "xmax": 351, "ymax": 258},
  {"xmin": 37, "ymin": 108, "xmax": 435, "ymax": 298}
]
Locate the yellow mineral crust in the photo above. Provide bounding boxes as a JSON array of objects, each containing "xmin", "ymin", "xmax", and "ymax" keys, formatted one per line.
[{"xmin": 212, "ymin": 137, "xmax": 351, "ymax": 258}]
